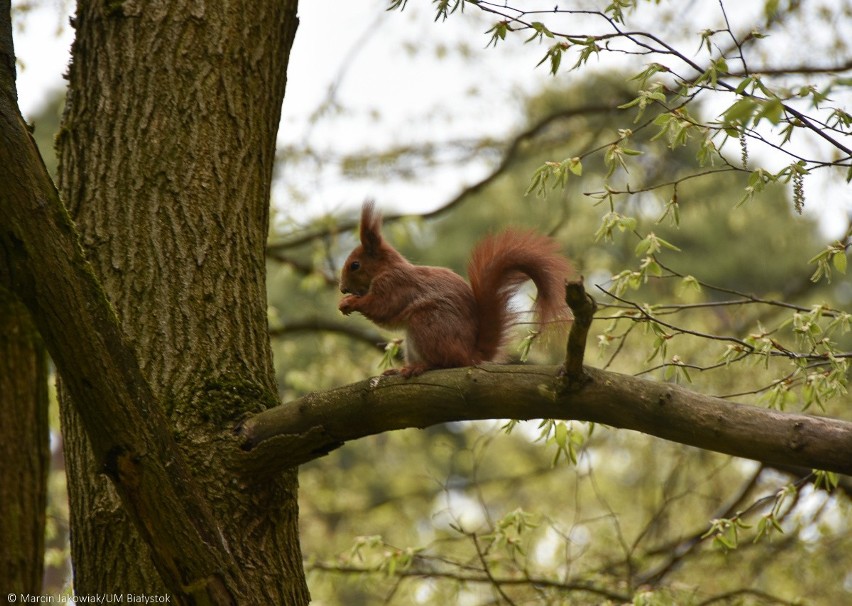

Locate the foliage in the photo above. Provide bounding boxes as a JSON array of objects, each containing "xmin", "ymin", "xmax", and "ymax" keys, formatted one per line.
[
  {"xmin": 15, "ymin": 0, "xmax": 851, "ymax": 602},
  {"xmin": 269, "ymin": 1, "xmax": 852, "ymax": 604}
]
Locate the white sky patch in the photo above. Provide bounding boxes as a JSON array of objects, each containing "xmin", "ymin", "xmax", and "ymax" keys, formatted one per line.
[
  {"xmin": 12, "ymin": 1, "xmax": 850, "ymax": 234},
  {"xmin": 431, "ymin": 487, "xmax": 488, "ymax": 534}
]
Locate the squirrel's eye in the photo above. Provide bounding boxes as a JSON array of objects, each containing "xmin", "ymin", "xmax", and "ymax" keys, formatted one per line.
[{"xmin": 349, "ymin": 260, "xmax": 361, "ymax": 271}]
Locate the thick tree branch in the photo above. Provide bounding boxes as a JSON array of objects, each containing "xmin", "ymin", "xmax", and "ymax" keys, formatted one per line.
[
  {"xmin": 235, "ymin": 363, "xmax": 852, "ymax": 476},
  {"xmin": 238, "ymin": 281, "xmax": 851, "ymax": 477},
  {"xmin": 0, "ymin": 6, "xmax": 243, "ymax": 602}
]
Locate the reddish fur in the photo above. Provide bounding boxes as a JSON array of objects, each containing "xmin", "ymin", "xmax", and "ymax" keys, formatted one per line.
[
  {"xmin": 339, "ymin": 202, "xmax": 573, "ymax": 377},
  {"xmin": 468, "ymin": 229, "xmax": 573, "ymax": 360}
]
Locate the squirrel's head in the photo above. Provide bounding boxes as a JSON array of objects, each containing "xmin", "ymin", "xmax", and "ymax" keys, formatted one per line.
[{"xmin": 339, "ymin": 201, "xmax": 401, "ymax": 296}]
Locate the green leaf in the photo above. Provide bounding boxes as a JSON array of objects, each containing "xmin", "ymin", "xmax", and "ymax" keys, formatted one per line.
[
  {"xmin": 569, "ymin": 157, "xmax": 583, "ymax": 176},
  {"xmin": 735, "ymin": 77, "xmax": 754, "ymax": 94},
  {"xmin": 630, "ymin": 62, "xmax": 670, "ymax": 87},
  {"xmin": 697, "ymin": 28, "xmax": 714, "ymax": 54},
  {"xmin": 537, "ymin": 43, "xmax": 568, "ymax": 76},
  {"xmin": 652, "ymin": 113, "xmax": 671, "ymax": 126},
  {"xmin": 641, "ymin": 256, "xmax": 663, "ymax": 277},
  {"xmin": 525, "ymin": 21, "xmax": 554, "ymax": 43},
  {"xmin": 554, "ymin": 421, "xmax": 568, "ymax": 448},
  {"xmin": 635, "ymin": 236, "xmax": 653, "ymax": 256},
  {"xmin": 517, "ymin": 330, "xmax": 538, "ymax": 361},
  {"xmin": 813, "ymin": 470, "xmax": 839, "ymax": 492},
  {"xmin": 657, "ymin": 236, "xmax": 681, "ymax": 252},
  {"xmin": 501, "ymin": 419, "xmax": 520, "ymax": 434},
  {"xmin": 833, "ymin": 250, "xmax": 847, "ymax": 274},
  {"xmin": 485, "ymin": 21, "xmax": 509, "ymax": 48},
  {"xmin": 605, "ymin": 0, "xmax": 636, "ymax": 23},
  {"xmin": 723, "ymin": 98, "xmax": 757, "ymax": 125},
  {"xmin": 595, "ymin": 212, "xmax": 637, "ymax": 243},
  {"xmin": 676, "ymin": 275, "xmax": 701, "ymax": 297},
  {"xmin": 379, "ymin": 339, "xmax": 403, "ymax": 371},
  {"xmin": 571, "ymin": 38, "xmax": 601, "ymax": 70},
  {"xmin": 755, "ymin": 97, "xmax": 784, "ymax": 125},
  {"xmin": 432, "ymin": 0, "xmax": 463, "ymax": 21}
]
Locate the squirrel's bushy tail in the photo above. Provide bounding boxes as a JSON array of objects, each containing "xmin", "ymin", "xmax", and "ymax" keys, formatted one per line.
[{"xmin": 468, "ymin": 229, "xmax": 573, "ymax": 361}]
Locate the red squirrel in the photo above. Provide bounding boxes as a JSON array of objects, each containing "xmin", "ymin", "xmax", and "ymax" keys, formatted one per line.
[{"xmin": 338, "ymin": 202, "xmax": 573, "ymax": 377}]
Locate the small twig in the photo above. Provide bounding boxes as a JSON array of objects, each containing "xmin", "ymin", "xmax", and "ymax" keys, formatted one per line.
[
  {"xmin": 470, "ymin": 533, "xmax": 518, "ymax": 606},
  {"xmin": 266, "ymin": 251, "xmax": 338, "ymax": 287},
  {"xmin": 269, "ymin": 317, "xmax": 394, "ymax": 355},
  {"xmin": 266, "ymin": 104, "xmax": 622, "ymax": 253},
  {"xmin": 562, "ymin": 278, "xmax": 598, "ymax": 383}
]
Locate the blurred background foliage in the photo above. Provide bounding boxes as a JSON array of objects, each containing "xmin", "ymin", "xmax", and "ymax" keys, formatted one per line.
[
  {"xmin": 264, "ymin": 74, "xmax": 848, "ymax": 604},
  {"xmin": 25, "ymin": 0, "xmax": 851, "ymax": 603}
]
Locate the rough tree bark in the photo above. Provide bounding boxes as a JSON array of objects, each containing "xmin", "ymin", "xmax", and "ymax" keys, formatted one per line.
[
  {"xmin": 238, "ymin": 364, "xmax": 852, "ymax": 476},
  {"xmin": 53, "ymin": 0, "xmax": 307, "ymax": 603},
  {"xmin": 5, "ymin": 0, "xmax": 849, "ymax": 600},
  {"xmin": 0, "ymin": 289, "xmax": 48, "ymax": 595},
  {"xmin": 3, "ymin": 2, "xmax": 295, "ymax": 603}
]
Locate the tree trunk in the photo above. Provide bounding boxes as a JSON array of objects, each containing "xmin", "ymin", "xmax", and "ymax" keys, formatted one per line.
[
  {"xmin": 0, "ymin": 289, "xmax": 49, "ymax": 595},
  {"xmin": 57, "ymin": 1, "xmax": 306, "ymax": 602}
]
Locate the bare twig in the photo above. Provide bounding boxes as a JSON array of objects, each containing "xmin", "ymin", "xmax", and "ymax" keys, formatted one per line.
[
  {"xmin": 306, "ymin": 560, "xmax": 631, "ymax": 603},
  {"xmin": 470, "ymin": 533, "xmax": 518, "ymax": 606},
  {"xmin": 267, "ymin": 103, "xmax": 623, "ymax": 253},
  {"xmin": 270, "ymin": 317, "xmax": 395, "ymax": 355}
]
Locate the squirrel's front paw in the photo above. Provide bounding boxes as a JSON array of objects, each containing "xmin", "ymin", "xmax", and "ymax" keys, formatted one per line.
[{"xmin": 338, "ymin": 294, "xmax": 359, "ymax": 315}]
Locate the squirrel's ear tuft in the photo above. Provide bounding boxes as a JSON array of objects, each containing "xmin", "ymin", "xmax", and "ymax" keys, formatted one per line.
[{"xmin": 360, "ymin": 200, "xmax": 383, "ymax": 254}]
